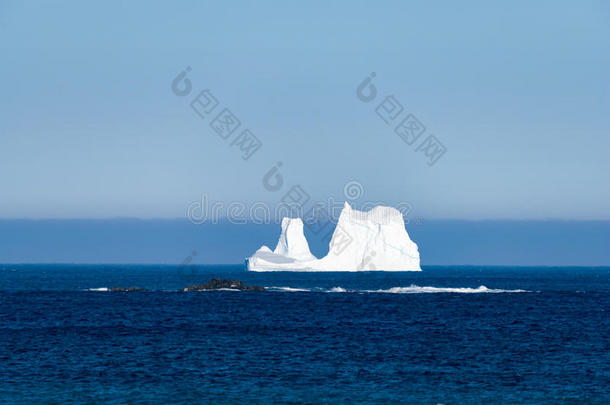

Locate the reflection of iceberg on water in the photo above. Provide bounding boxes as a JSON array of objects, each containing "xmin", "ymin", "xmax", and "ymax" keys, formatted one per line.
[{"xmin": 247, "ymin": 202, "xmax": 421, "ymax": 271}]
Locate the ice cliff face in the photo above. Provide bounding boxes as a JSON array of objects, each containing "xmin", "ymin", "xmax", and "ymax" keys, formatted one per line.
[{"xmin": 247, "ymin": 202, "xmax": 421, "ymax": 271}]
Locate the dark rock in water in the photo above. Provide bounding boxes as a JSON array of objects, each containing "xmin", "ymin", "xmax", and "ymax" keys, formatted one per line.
[
  {"xmin": 183, "ymin": 278, "xmax": 265, "ymax": 292},
  {"xmin": 110, "ymin": 287, "xmax": 148, "ymax": 292}
]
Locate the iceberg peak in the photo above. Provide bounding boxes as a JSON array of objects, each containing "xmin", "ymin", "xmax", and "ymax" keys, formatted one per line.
[{"xmin": 273, "ymin": 218, "xmax": 316, "ymax": 261}]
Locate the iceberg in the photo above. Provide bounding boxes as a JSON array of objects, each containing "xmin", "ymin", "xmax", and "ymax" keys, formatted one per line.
[{"xmin": 247, "ymin": 202, "xmax": 421, "ymax": 271}]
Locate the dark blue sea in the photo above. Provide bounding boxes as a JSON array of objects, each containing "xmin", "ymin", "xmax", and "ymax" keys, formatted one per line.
[{"xmin": 1, "ymin": 265, "xmax": 609, "ymax": 404}]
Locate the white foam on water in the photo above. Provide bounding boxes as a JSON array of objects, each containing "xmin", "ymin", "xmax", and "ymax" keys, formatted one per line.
[
  {"xmin": 267, "ymin": 286, "xmax": 310, "ymax": 292},
  {"xmin": 85, "ymin": 285, "xmax": 529, "ymax": 294},
  {"xmin": 262, "ymin": 285, "xmax": 529, "ymax": 294},
  {"xmin": 366, "ymin": 285, "xmax": 529, "ymax": 294}
]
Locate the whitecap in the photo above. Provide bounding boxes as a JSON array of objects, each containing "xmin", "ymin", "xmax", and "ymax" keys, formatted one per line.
[
  {"xmin": 267, "ymin": 286, "xmax": 311, "ymax": 292},
  {"xmin": 367, "ymin": 285, "xmax": 528, "ymax": 294},
  {"xmin": 262, "ymin": 284, "xmax": 529, "ymax": 294}
]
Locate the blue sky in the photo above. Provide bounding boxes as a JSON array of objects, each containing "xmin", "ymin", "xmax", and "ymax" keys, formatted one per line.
[{"xmin": 1, "ymin": 0, "xmax": 609, "ymax": 220}]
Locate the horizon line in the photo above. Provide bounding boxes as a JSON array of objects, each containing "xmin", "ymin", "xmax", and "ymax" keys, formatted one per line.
[
  {"xmin": 2, "ymin": 263, "xmax": 610, "ymax": 268},
  {"xmin": 2, "ymin": 217, "xmax": 610, "ymax": 223}
]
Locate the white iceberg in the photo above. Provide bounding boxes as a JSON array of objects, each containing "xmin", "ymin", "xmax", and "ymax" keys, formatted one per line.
[{"xmin": 247, "ymin": 202, "xmax": 421, "ymax": 271}]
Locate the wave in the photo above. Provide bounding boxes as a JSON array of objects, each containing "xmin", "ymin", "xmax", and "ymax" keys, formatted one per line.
[
  {"xmin": 84, "ymin": 284, "xmax": 529, "ymax": 294},
  {"xmin": 266, "ymin": 286, "xmax": 311, "ymax": 292},
  {"xmin": 365, "ymin": 285, "xmax": 528, "ymax": 294},
  {"xmin": 270, "ymin": 284, "xmax": 529, "ymax": 294}
]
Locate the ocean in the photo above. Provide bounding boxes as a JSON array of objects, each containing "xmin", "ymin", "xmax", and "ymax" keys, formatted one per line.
[{"xmin": 1, "ymin": 265, "xmax": 609, "ymax": 404}]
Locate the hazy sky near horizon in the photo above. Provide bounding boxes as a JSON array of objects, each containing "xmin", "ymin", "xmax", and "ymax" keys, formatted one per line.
[{"xmin": 1, "ymin": 0, "xmax": 609, "ymax": 220}]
